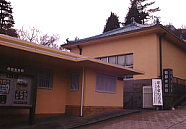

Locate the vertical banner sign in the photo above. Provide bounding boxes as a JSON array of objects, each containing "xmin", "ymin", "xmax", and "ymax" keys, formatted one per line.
[{"xmin": 152, "ymin": 79, "xmax": 163, "ymax": 106}]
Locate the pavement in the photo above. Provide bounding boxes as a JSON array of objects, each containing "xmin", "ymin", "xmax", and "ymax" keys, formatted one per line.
[
  {"xmin": 1, "ymin": 106, "xmax": 186, "ymax": 129},
  {"xmin": 0, "ymin": 109, "xmax": 140, "ymax": 129},
  {"xmin": 78, "ymin": 106, "xmax": 186, "ymax": 129}
]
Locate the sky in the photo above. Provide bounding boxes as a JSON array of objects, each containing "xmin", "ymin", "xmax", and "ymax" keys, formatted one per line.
[{"xmin": 9, "ymin": 0, "xmax": 186, "ymax": 45}]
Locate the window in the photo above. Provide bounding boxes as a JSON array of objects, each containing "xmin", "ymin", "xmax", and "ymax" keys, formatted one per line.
[
  {"xmin": 100, "ymin": 57, "xmax": 108, "ymax": 63},
  {"xmin": 97, "ymin": 54, "xmax": 133, "ymax": 68},
  {"xmin": 70, "ymin": 73, "xmax": 79, "ymax": 90},
  {"xmin": 96, "ymin": 54, "xmax": 134, "ymax": 80},
  {"xmin": 108, "ymin": 56, "xmax": 116, "ymax": 64},
  {"xmin": 38, "ymin": 70, "xmax": 53, "ymax": 89},
  {"xmin": 117, "ymin": 55, "xmax": 125, "ymax": 66},
  {"xmin": 96, "ymin": 74, "xmax": 116, "ymax": 93},
  {"xmin": 123, "ymin": 75, "xmax": 133, "ymax": 79},
  {"xmin": 125, "ymin": 54, "xmax": 133, "ymax": 68}
]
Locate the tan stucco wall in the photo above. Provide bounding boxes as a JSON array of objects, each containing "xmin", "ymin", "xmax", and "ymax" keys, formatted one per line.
[
  {"xmin": 84, "ymin": 68, "xmax": 123, "ymax": 107},
  {"xmin": 71, "ymin": 34, "xmax": 160, "ymax": 79},
  {"xmin": 36, "ymin": 69, "xmax": 67, "ymax": 114},
  {"xmin": 162, "ymin": 39, "xmax": 186, "ymax": 79},
  {"xmin": 36, "ymin": 68, "xmax": 85, "ymax": 114},
  {"xmin": 71, "ymin": 48, "xmax": 79, "ymax": 54}
]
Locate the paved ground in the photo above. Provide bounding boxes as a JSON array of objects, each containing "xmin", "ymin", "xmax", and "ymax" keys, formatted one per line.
[
  {"xmin": 1, "ymin": 106, "xmax": 186, "ymax": 129},
  {"xmin": 78, "ymin": 106, "xmax": 186, "ymax": 129},
  {"xmin": 1, "ymin": 109, "xmax": 140, "ymax": 129}
]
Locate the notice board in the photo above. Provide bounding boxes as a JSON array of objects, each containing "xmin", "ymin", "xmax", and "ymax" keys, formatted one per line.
[
  {"xmin": 152, "ymin": 79, "xmax": 163, "ymax": 106},
  {"xmin": 0, "ymin": 67, "xmax": 32, "ymax": 107}
]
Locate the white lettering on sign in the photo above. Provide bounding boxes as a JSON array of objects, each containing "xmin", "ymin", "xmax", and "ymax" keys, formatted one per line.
[
  {"xmin": 6, "ymin": 67, "xmax": 24, "ymax": 73},
  {"xmin": 152, "ymin": 79, "xmax": 163, "ymax": 106}
]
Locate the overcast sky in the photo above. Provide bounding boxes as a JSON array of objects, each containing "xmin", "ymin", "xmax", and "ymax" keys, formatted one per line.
[{"xmin": 9, "ymin": 0, "xmax": 186, "ymax": 45}]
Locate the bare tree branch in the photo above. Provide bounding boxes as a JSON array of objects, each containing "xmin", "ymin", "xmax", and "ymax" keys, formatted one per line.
[{"xmin": 17, "ymin": 26, "xmax": 60, "ymax": 49}]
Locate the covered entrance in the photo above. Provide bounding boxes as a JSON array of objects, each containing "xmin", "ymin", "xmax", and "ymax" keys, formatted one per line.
[{"xmin": 0, "ymin": 40, "xmax": 77, "ymax": 124}]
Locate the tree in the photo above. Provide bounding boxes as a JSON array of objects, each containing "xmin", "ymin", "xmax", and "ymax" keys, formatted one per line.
[
  {"xmin": 0, "ymin": 0, "xmax": 18, "ymax": 37},
  {"xmin": 125, "ymin": 0, "xmax": 160, "ymax": 25},
  {"xmin": 103, "ymin": 12, "xmax": 120, "ymax": 33},
  {"xmin": 17, "ymin": 26, "xmax": 59, "ymax": 48},
  {"xmin": 125, "ymin": 1, "xmax": 142, "ymax": 25}
]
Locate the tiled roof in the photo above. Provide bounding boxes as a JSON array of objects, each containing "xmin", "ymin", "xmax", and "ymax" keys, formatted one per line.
[
  {"xmin": 67, "ymin": 22, "xmax": 155, "ymax": 44},
  {"xmin": 61, "ymin": 22, "xmax": 186, "ymax": 49}
]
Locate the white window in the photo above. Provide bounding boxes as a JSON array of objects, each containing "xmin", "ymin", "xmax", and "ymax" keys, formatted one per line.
[
  {"xmin": 70, "ymin": 73, "xmax": 79, "ymax": 90},
  {"xmin": 96, "ymin": 74, "xmax": 116, "ymax": 93}
]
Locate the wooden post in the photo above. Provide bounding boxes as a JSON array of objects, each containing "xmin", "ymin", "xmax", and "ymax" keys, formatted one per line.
[
  {"xmin": 29, "ymin": 106, "xmax": 35, "ymax": 125},
  {"xmin": 29, "ymin": 74, "xmax": 38, "ymax": 125}
]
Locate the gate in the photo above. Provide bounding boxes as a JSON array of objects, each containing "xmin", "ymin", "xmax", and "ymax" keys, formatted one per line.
[
  {"xmin": 123, "ymin": 79, "xmax": 152, "ymax": 109},
  {"xmin": 143, "ymin": 86, "xmax": 153, "ymax": 108}
]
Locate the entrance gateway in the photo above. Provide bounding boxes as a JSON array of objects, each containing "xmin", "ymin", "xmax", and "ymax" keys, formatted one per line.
[
  {"xmin": 124, "ymin": 79, "xmax": 163, "ymax": 109},
  {"xmin": 124, "ymin": 79, "xmax": 152, "ymax": 109}
]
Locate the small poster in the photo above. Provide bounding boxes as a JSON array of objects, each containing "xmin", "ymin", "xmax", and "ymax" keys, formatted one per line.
[
  {"xmin": 0, "ymin": 95, "xmax": 6, "ymax": 104},
  {"xmin": 14, "ymin": 79, "xmax": 29, "ymax": 105},
  {"xmin": 0, "ymin": 79, "xmax": 10, "ymax": 94},
  {"xmin": 152, "ymin": 79, "xmax": 163, "ymax": 106}
]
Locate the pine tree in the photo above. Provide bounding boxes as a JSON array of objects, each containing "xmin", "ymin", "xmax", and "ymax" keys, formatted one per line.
[
  {"xmin": 125, "ymin": 0, "xmax": 160, "ymax": 25},
  {"xmin": 125, "ymin": 1, "xmax": 142, "ymax": 25},
  {"xmin": 0, "ymin": 0, "xmax": 18, "ymax": 37},
  {"xmin": 103, "ymin": 12, "xmax": 120, "ymax": 33}
]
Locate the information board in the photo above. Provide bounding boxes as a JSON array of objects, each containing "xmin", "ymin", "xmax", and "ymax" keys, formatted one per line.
[
  {"xmin": 152, "ymin": 79, "xmax": 163, "ymax": 106},
  {"xmin": 0, "ymin": 73, "xmax": 32, "ymax": 107}
]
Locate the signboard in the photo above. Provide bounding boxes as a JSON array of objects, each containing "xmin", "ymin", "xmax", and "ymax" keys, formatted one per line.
[
  {"xmin": 0, "ymin": 65, "xmax": 35, "ymax": 124},
  {"xmin": 163, "ymin": 69, "xmax": 173, "ymax": 94},
  {"xmin": 14, "ymin": 79, "xmax": 30, "ymax": 105},
  {"xmin": 152, "ymin": 79, "xmax": 163, "ymax": 106},
  {"xmin": 0, "ymin": 69, "xmax": 32, "ymax": 107}
]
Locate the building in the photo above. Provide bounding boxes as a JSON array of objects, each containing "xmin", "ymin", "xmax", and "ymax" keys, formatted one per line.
[
  {"xmin": 62, "ymin": 22, "xmax": 186, "ymax": 80},
  {"xmin": 0, "ymin": 34, "xmax": 142, "ymax": 122},
  {"xmin": 62, "ymin": 22, "xmax": 186, "ymax": 109}
]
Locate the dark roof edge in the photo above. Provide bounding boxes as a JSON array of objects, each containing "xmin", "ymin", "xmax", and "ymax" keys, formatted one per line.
[
  {"xmin": 158, "ymin": 25, "xmax": 186, "ymax": 44},
  {"xmin": 61, "ymin": 24, "xmax": 158, "ymax": 47}
]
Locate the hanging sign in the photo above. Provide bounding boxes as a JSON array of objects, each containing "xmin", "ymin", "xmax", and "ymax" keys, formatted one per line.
[{"xmin": 152, "ymin": 79, "xmax": 163, "ymax": 106}]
